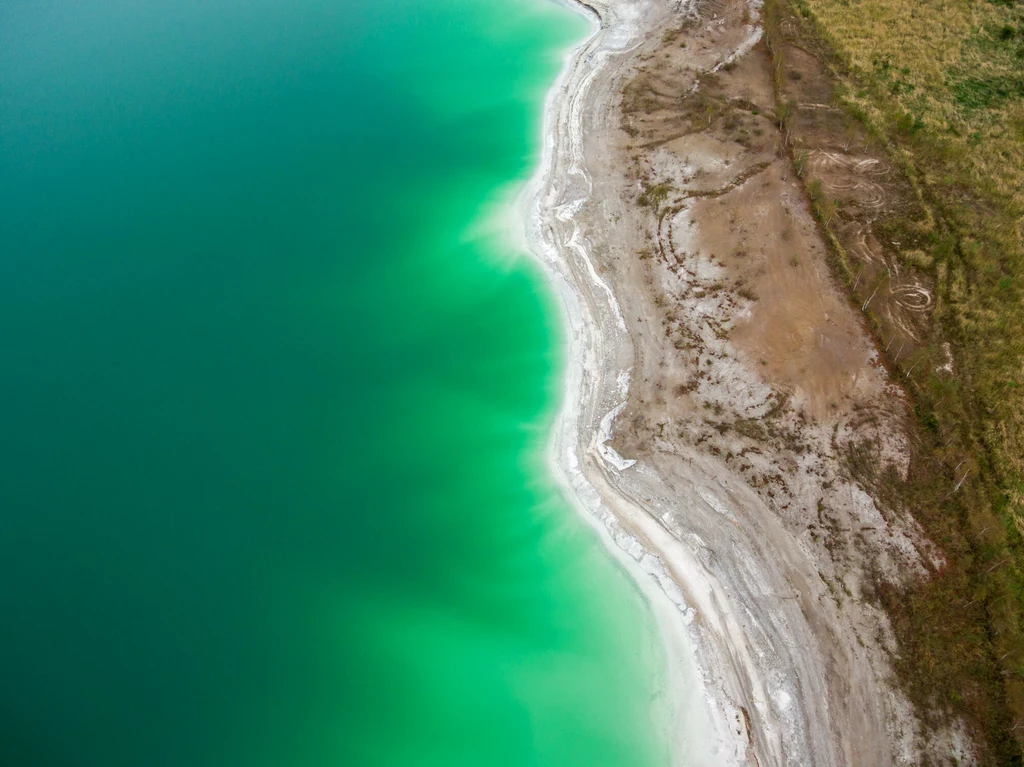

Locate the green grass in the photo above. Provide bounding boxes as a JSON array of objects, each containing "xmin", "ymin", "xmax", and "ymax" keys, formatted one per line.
[{"xmin": 949, "ymin": 73, "xmax": 1024, "ymax": 111}]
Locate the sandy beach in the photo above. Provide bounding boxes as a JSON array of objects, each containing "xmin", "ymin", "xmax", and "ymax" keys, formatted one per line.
[{"xmin": 523, "ymin": 0, "xmax": 974, "ymax": 764}]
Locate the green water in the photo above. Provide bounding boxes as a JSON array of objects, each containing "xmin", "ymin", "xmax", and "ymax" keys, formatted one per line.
[{"xmin": 0, "ymin": 1, "xmax": 669, "ymax": 765}]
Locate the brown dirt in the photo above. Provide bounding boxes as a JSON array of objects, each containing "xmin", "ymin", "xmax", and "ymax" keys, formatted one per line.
[
  {"xmin": 595, "ymin": 0, "xmax": 975, "ymax": 761},
  {"xmin": 776, "ymin": 40, "xmax": 936, "ymax": 365},
  {"xmin": 701, "ymin": 162, "xmax": 874, "ymax": 421}
]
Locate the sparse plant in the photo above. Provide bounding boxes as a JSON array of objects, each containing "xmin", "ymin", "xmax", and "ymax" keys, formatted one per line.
[
  {"xmin": 794, "ymin": 150, "xmax": 810, "ymax": 177},
  {"xmin": 638, "ymin": 181, "xmax": 674, "ymax": 209}
]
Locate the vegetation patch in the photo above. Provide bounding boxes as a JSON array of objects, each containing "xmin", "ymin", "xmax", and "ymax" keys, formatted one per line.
[
  {"xmin": 765, "ymin": 0, "xmax": 1024, "ymax": 759},
  {"xmin": 949, "ymin": 72, "xmax": 1024, "ymax": 112}
]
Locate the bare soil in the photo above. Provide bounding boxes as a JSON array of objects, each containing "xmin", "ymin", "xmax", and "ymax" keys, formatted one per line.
[{"xmin": 588, "ymin": 0, "xmax": 973, "ymax": 762}]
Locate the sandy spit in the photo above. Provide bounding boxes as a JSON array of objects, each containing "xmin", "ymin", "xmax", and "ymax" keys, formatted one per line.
[{"xmin": 520, "ymin": 0, "xmax": 922, "ymax": 765}]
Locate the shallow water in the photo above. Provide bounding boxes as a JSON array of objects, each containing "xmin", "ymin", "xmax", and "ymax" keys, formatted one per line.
[{"xmin": 0, "ymin": 1, "xmax": 671, "ymax": 764}]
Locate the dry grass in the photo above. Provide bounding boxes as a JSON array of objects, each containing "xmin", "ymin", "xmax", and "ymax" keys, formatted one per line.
[
  {"xmin": 763, "ymin": 0, "xmax": 1024, "ymax": 759},
  {"xmin": 795, "ymin": 0, "xmax": 1024, "ymax": 516},
  {"xmin": 804, "ymin": 0, "xmax": 1024, "ymax": 210}
]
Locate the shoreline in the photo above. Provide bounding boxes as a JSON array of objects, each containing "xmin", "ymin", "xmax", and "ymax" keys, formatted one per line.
[
  {"xmin": 520, "ymin": 1, "xmax": 750, "ymax": 763},
  {"xmin": 519, "ymin": 0, "xmax": 942, "ymax": 764}
]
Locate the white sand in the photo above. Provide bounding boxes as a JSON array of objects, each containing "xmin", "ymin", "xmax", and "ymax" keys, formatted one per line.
[{"xmin": 521, "ymin": 1, "xmax": 751, "ymax": 764}]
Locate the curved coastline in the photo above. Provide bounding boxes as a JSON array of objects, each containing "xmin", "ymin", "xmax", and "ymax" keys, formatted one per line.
[
  {"xmin": 521, "ymin": 0, "xmax": 750, "ymax": 762},
  {"xmin": 520, "ymin": 1, "xmax": 915, "ymax": 765}
]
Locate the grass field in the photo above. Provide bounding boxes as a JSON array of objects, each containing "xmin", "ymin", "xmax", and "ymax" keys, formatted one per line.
[
  {"xmin": 762, "ymin": 0, "xmax": 1024, "ymax": 759},
  {"xmin": 803, "ymin": 0, "xmax": 1024, "ymax": 501}
]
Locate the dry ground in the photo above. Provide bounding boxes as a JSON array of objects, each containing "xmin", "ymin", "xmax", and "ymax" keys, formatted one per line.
[{"xmin": 593, "ymin": 0, "xmax": 1024, "ymax": 761}]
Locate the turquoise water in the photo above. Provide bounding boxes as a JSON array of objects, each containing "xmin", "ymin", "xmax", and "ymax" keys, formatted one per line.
[{"xmin": 0, "ymin": 1, "xmax": 669, "ymax": 765}]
